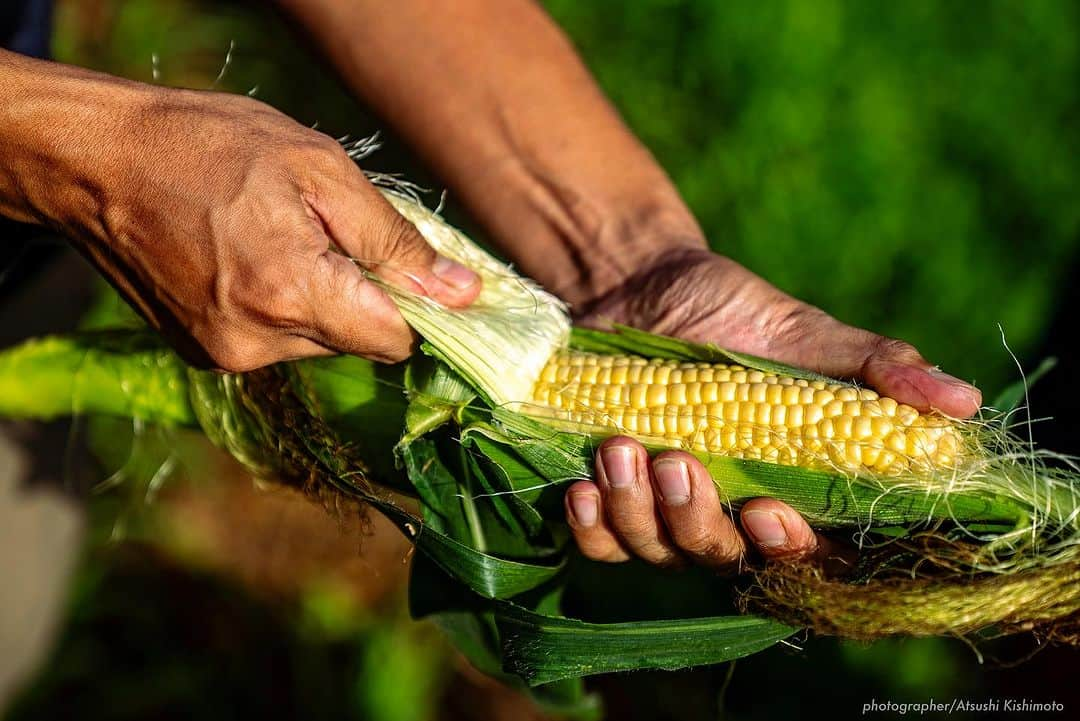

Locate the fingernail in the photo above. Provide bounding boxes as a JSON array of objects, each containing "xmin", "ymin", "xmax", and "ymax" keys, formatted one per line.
[
  {"xmin": 568, "ymin": 493, "xmax": 598, "ymax": 527},
  {"xmin": 742, "ymin": 510, "xmax": 788, "ymax": 548},
  {"xmin": 599, "ymin": 445, "xmax": 636, "ymax": 489},
  {"xmin": 654, "ymin": 459, "xmax": 690, "ymax": 506},
  {"xmin": 432, "ymin": 255, "xmax": 479, "ymax": 290},
  {"xmin": 928, "ymin": 369, "xmax": 980, "ymax": 397}
]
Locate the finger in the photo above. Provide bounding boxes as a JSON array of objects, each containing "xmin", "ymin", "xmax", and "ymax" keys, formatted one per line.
[
  {"xmin": 190, "ymin": 325, "xmax": 338, "ymax": 373},
  {"xmin": 303, "ymin": 250, "xmax": 419, "ymax": 363},
  {"xmin": 861, "ymin": 339, "xmax": 982, "ymax": 419},
  {"xmin": 564, "ymin": 481, "xmax": 631, "ymax": 563},
  {"xmin": 304, "ymin": 157, "xmax": 480, "ymax": 308},
  {"xmin": 739, "ymin": 498, "xmax": 856, "ymax": 574},
  {"xmin": 595, "ymin": 437, "xmax": 684, "ymax": 567},
  {"xmin": 780, "ymin": 313, "xmax": 981, "ymax": 418},
  {"xmin": 650, "ymin": 450, "xmax": 748, "ymax": 572},
  {"xmin": 264, "ymin": 334, "xmax": 338, "ymax": 365}
]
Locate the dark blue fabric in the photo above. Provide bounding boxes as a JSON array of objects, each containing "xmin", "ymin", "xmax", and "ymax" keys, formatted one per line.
[
  {"xmin": 1, "ymin": 0, "xmax": 53, "ymax": 58},
  {"xmin": 0, "ymin": 0, "xmax": 56, "ymax": 297}
]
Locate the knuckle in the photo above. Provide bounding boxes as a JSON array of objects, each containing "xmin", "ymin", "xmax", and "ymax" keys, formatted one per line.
[
  {"xmin": 377, "ymin": 212, "xmax": 429, "ymax": 264},
  {"xmin": 313, "ymin": 145, "xmax": 351, "ymax": 176},
  {"xmin": 354, "ymin": 325, "xmax": 416, "ymax": 365},
  {"xmin": 291, "ymin": 132, "xmax": 346, "ymax": 164},
  {"xmin": 683, "ymin": 533, "xmax": 744, "ymax": 567},
  {"xmin": 635, "ymin": 540, "xmax": 683, "ymax": 567},
  {"xmin": 206, "ymin": 339, "xmax": 265, "ymax": 373},
  {"xmin": 612, "ymin": 514, "xmax": 656, "ymax": 540},
  {"xmin": 760, "ymin": 301, "xmax": 827, "ymax": 346},
  {"xmin": 580, "ymin": 542, "xmax": 627, "ymax": 564},
  {"xmin": 871, "ymin": 336, "xmax": 923, "ymax": 364},
  {"xmin": 264, "ymin": 275, "xmax": 310, "ymax": 327},
  {"xmin": 372, "ymin": 341, "xmax": 413, "ymax": 365},
  {"xmin": 224, "ymin": 263, "xmax": 309, "ymax": 330},
  {"xmin": 313, "ymin": 131, "xmax": 348, "ymax": 156}
]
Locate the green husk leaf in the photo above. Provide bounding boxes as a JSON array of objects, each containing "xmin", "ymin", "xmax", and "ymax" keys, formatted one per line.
[
  {"xmin": 408, "ymin": 556, "xmax": 602, "ymax": 720},
  {"xmin": 401, "ymin": 353, "xmax": 477, "ymax": 447},
  {"xmin": 496, "ymin": 603, "xmax": 797, "ymax": 685},
  {"xmin": 463, "ymin": 434, "xmax": 548, "ymax": 532},
  {"xmin": 570, "ymin": 325, "xmax": 830, "ymax": 382},
  {"xmin": 371, "ymin": 493, "xmax": 565, "ymax": 600},
  {"xmin": 488, "ymin": 406, "xmax": 1024, "ymax": 531},
  {"xmin": 393, "ymin": 441, "xmax": 565, "ymax": 598}
]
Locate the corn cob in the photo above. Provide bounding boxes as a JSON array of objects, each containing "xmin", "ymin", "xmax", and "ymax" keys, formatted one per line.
[
  {"xmin": 0, "ymin": 174, "xmax": 1075, "ymax": 661},
  {"xmin": 379, "ymin": 191, "xmax": 965, "ymax": 478},
  {"xmin": 531, "ymin": 350, "xmax": 961, "ymax": 475}
]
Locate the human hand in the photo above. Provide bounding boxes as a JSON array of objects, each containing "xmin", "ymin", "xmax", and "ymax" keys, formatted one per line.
[
  {"xmin": 6, "ymin": 74, "xmax": 479, "ymax": 370},
  {"xmin": 563, "ymin": 247, "xmax": 981, "ymax": 571}
]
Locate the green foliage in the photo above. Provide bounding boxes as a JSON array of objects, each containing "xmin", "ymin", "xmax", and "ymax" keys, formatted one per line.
[
  {"xmin": 53, "ymin": 0, "xmax": 1080, "ymax": 390},
  {"xmin": 544, "ymin": 0, "xmax": 1080, "ymax": 390},
  {"xmin": 39, "ymin": 1, "xmax": 1080, "ymax": 717}
]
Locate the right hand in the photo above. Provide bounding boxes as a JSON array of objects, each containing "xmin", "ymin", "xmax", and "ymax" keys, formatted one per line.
[
  {"xmin": 52, "ymin": 86, "xmax": 480, "ymax": 370},
  {"xmin": 564, "ymin": 247, "xmax": 981, "ymax": 573}
]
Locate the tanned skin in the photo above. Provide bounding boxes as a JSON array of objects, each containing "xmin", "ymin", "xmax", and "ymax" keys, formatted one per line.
[{"xmin": 0, "ymin": 1, "xmax": 979, "ymax": 570}]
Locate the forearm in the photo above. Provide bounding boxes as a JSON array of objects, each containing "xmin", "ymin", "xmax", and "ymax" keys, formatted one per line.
[
  {"xmin": 0, "ymin": 49, "xmax": 147, "ymax": 238},
  {"xmin": 275, "ymin": 0, "xmax": 706, "ymax": 306}
]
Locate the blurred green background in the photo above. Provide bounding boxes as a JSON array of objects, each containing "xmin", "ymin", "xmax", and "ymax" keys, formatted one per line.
[
  {"xmin": 49, "ymin": 0, "xmax": 1080, "ymax": 390},
  {"xmin": 4, "ymin": 0, "xmax": 1079, "ymax": 719}
]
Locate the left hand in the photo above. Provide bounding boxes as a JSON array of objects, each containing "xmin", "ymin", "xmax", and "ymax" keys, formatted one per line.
[{"xmin": 562, "ymin": 247, "xmax": 982, "ymax": 572}]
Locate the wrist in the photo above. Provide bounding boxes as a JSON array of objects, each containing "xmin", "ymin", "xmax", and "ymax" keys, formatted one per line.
[
  {"xmin": 494, "ymin": 171, "xmax": 709, "ymax": 308},
  {"xmin": 440, "ymin": 105, "xmax": 708, "ymax": 308},
  {"xmin": 569, "ymin": 195, "xmax": 708, "ymax": 306}
]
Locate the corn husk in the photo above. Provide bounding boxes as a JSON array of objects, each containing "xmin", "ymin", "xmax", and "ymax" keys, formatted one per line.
[{"xmin": 1, "ymin": 170, "xmax": 1078, "ymax": 692}]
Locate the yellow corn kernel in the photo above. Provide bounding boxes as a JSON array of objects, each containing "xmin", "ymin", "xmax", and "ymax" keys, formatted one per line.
[
  {"xmin": 701, "ymin": 382, "xmax": 719, "ymax": 403},
  {"xmin": 835, "ymin": 387, "xmax": 860, "ymax": 402},
  {"xmin": 676, "ymin": 409, "xmax": 696, "ymax": 436},
  {"xmin": 646, "ymin": 384, "xmax": 667, "ymax": 407},
  {"xmin": 532, "ymin": 350, "xmax": 962, "ymax": 474},
  {"xmin": 719, "ymin": 382, "xmax": 738, "ymax": 402},
  {"xmin": 749, "ymin": 383, "xmax": 768, "ymax": 403},
  {"xmin": 896, "ymin": 404, "xmax": 919, "ymax": 427},
  {"xmin": 722, "ymin": 402, "xmax": 740, "ymax": 423},
  {"xmin": 668, "ymin": 383, "xmax": 688, "ymax": 406},
  {"xmin": 853, "ymin": 416, "xmax": 874, "ymax": 440}
]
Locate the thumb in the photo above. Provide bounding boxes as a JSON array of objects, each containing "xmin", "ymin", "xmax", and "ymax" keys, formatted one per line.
[
  {"xmin": 786, "ymin": 317, "xmax": 982, "ymax": 419},
  {"xmin": 308, "ymin": 163, "xmax": 481, "ymax": 308},
  {"xmin": 858, "ymin": 335, "xmax": 983, "ymax": 419}
]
